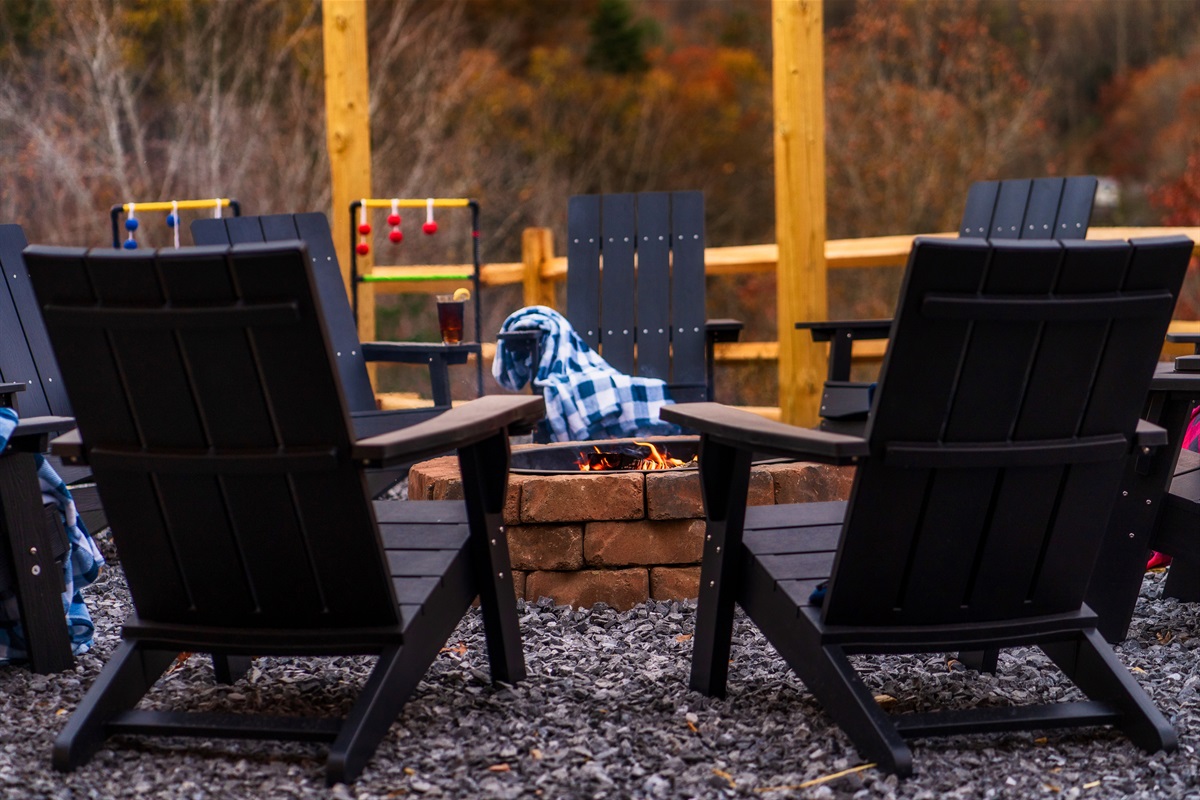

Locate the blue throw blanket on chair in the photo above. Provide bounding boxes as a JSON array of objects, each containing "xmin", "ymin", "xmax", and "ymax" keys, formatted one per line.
[
  {"xmin": 0, "ymin": 407, "xmax": 105, "ymax": 662},
  {"xmin": 493, "ymin": 306, "xmax": 681, "ymax": 441}
]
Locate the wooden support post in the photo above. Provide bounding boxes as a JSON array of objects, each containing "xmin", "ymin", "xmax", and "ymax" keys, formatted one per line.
[
  {"xmin": 772, "ymin": 0, "xmax": 827, "ymax": 427},
  {"xmin": 322, "ymin": 0, "xmax": 375, "ymax": 351},
  {"xmin": 522, "ymin": 227, "xmax": 557, "ymax": 309}
]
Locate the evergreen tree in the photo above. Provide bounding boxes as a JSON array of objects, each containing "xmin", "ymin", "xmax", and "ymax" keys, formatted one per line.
[{"xmin": 586, "ymin": 0, "xmax": 657, "ymax": 74}]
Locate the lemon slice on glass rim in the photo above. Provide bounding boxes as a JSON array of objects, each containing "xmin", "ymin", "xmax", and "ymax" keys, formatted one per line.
[{"xmin": 452, "ymin": 288, "xmax": 471, "ymax": 301}]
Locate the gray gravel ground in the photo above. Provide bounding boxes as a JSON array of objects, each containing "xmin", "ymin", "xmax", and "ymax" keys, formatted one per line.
[{"xmin": 2, "ymin": 534, "xmax": 1199, "ymax": 799}]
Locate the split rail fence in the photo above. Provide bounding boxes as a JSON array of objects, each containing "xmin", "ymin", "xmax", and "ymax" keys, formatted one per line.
[{"xmin": 365, "ymin": 227, "xmax": 1200, "ymax": 417}]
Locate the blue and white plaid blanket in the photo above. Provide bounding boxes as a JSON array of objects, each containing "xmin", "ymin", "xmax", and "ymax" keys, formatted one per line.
[
  {"xmin": 493, "ymin": 306, "xmax": 681, "ymax": 441},
  {"xmin": 0, "ymin": 407, "xmax": 104, "ymax": 663}
]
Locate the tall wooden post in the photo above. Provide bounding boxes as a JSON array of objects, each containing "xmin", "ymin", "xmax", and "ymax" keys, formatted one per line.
[
  {"xmin": 322, "ymin": 0, "xmax": 375, "ymax": 347},
  {"xmin": 773, "ymin": 0, "xmax": 827, "ymax": 426},
  {"xmin": 521, "ymin": 227, "xmax": 557, "ymax": 308}
]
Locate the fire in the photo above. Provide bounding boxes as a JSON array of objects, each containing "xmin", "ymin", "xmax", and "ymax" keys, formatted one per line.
[{"xmin": 577, "ymin": 441, "xmax": 695, "ymax": 471}]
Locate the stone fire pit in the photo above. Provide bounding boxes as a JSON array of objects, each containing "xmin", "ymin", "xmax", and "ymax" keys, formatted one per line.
[{"xmin": 407, "ymin": 437, "xmax": 855, "ymax": 610}]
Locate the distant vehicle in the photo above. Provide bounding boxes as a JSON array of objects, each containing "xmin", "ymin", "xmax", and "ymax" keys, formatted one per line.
[{"xmin": 1095, "ymin": 176, "xmax": 1121, "ymax": 209}]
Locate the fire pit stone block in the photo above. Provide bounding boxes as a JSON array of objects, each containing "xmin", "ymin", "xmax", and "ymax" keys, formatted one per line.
[
  {"xmin": 584, "ymin": 519, "xmax": 704, "ymax": 567},
  {"xmin": 507, "ymin": 524, "xmax": 584, "ymax": 571},
  {"xmin": 651, "ymin": 567, "xmax": 701, "ymax": 601},
  {"xmin": 521, "ymin": 472, "xmax": 643, "ymax": 524},
  {"xmin": 525, "ymin": 568, "xmax": 650, "ymax": 612},
  {"xmin": 765, "ymin": 462, "xmax": 856, "ymax": 504},
  {"xmin": 645, "ymin": 468, "xmax": 776, "ymax": 519}
]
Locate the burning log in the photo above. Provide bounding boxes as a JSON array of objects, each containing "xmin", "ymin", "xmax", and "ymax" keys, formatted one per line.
[{"xmin": 578, "ymin": 441, "xmax": 696, "ymax": 472}]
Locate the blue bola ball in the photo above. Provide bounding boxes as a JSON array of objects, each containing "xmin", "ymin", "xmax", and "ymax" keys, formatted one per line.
[
  {"xmin": 124, "ymin": 217, "xmax": 139, "ymax": 231},
  {"xmin": 166, "ymin": 213, "xmax": 177, "ymax": 228},
  {"xmin": 123, "ymin": 239, "xmax": 138, "ymax": 250}
]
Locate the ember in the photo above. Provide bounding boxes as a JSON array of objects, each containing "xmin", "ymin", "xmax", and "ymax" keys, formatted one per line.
[{"xmin": 578, "ymin": 441, "xmax": 696, "ymax": 472}]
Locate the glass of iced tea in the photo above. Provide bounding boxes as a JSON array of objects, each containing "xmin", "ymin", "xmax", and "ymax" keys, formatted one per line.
[{"xmin": 435, "ymin": 294, "xmax": 465, "ymax": 344}]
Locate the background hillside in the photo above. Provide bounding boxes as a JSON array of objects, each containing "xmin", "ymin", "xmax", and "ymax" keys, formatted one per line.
[{"xmin": 1, "ymin": 0, "xmax": 1197, "ymax": 403}]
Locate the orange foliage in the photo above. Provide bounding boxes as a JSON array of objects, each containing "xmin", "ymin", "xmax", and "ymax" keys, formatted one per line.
[{"xmin": 824, "ymin": 0, "xmax": 1056, "ymax": 239}]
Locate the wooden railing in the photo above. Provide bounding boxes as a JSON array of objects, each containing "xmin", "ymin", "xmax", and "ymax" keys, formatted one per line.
[{"xmin": 368, "ymin": 226, "xmax": 1200, "ymax": 367}]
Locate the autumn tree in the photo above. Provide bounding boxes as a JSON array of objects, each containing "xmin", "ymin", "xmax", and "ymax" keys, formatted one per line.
[{"xmin": 823, "ymin": 0, "xmax": 1057, "ymax": 240}]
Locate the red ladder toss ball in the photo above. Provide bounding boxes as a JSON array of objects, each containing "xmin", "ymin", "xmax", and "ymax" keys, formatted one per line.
[
  {"xmin": 356, "ymin": 242, "xmax": 370, "ymax": 255},
  {"xmin": 357, "ymin": 222, "xmax": 372, "ymax": 235},
  {"xmin": 422, "ymin": 221, "xmax": 438, "ymax": 235},
  {"xmin": 389, "ymin": 229, "xmax": 403, "ymax": 243},
  {"xmin": 387, "ymin": 213, "xmax": 401, "ymax": 226}
]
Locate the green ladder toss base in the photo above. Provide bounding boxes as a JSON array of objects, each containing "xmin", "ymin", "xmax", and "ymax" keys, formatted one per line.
[{"xmin": 360, "ymin": 274, "xmax": 472, "ymax": 282}]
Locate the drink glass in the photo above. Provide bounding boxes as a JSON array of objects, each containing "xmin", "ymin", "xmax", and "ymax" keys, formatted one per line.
[{"xmin": 435, "ymin": 295, "xmax": 465, "ymax": 344}]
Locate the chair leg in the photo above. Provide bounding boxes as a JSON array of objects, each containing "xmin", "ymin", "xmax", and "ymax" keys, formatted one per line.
[
  {"xmin": 1041, "ymin": 629, "xmax": 1176, "ymax": 754},
  {"xmin": 0, "ymin": 453, "xmax": 73, "ymax": 674},
  {"xmin": 1162, "ymin": 557, "xmax": 1200, "ymax": 603},
  {"xmin": 457, "ymin": 431, "xmax": 526, "ymax": 685},
  {"xmin": 956, "ymin": 648, "xmax": 1000, "ymax": 673},
  {"xmin": 689, "ymin": 441, "xmax": 753, "ymax": 698},
  {"xmin": 212, "ymin": 654, "xmax": 253, "ymax": 684},
  {"xmin": 53, "ymin": 641, "xmax": 176, "ymax": 771},
  {"xmin": 325, "ymin": 641, "xmax": 436, "ymax": 785},
  {"xmin": 768, "ymin": 630, "xmax": 913, "ymax": 776}
]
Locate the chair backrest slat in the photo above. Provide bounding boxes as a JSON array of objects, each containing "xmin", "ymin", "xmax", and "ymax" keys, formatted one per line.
[
  {"xmin": 566, "ymin": 195, "xmax": 602, "ymax": 350},
  {"xmin": 824, "ymin": 236, "xmax": 1191, "ymax": 627},
  {"xmin": 25, "ymin": 243, "xmax": 398, "ymax": 630},
  {"xmin": 192, "ymin": 213, "xmax": 377, "ymax": 412},
  {"xmin": 634, "ymin": 192, "xmax": 671, "ymax": 382},
  {"xmin": 0, "ymin": 225, "xmax": 70, "ymax": 417},
  {"xmin": 1054, "ymin": 176, "xmax": 1098, "ymax": 239},
  {"xmin": 988, "ymin": 179, "xmax": 1033, "ymax": 239},
  {"xmin": 1021, "ymin": 177, "xmax": 1066, "ymax": 239},
  {"xmin": 670, "ymin": 191, "xmax": 707, "ymax": 400},
  {"xmin": 599, "ymin": 194, "xmax": 637, "ymax": 375},
  {"xmin": 566, "ymin": 191, "xmax": 709, "ymax": 400},
  {"xmin": 959, "ymin": 176, "xmax": 1097, "ymax": 242}
]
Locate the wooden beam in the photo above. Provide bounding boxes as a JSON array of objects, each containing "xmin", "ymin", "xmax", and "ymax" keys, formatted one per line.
[
  {"xmin": 322, "ymin": 0, "xmax": 374, "ymax": 345},
  {"xmin": 773, "ymin": 0, "xmax": 827, "ymax": 426},
  {"xmin": 522, "ymin": 227, "xmax": 557, "ymax": 308}
]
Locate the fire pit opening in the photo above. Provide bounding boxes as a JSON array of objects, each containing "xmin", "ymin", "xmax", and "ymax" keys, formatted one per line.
[{"xmin": 510, "ymin": 436, "xmax": 700, "ymax": 475}]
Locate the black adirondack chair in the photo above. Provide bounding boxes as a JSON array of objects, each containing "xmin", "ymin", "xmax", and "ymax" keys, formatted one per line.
[
  {"xmin": 1086, "ymin": 330, "xmax": 1200, "ymax": 642},
  {"xmin": 23, "ymin": 240, "xmax": 543, "ymax": 785},
  {"xmin": 0, "ymin": 223, "xmax": 103, "ymax": 673},
  {"xmin": 193, "ymin": 212, "xmax": 480, "ymax": 493},
  {"xmin": 799, "ymin": 176, "xmax": 1098, "ymax": 432},
  {"xmin": 663, "ymin": 234, "xmax": 1192, "ymax": 776},
  {"xmin": 499, "ymin": 191, "xmax": 741, "ymax": 411}
]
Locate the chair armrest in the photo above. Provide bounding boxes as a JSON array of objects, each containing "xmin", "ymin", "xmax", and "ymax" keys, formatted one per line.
[
  {"xmin": 362, "ymin": 342, "xmax": 481, "ymax": 406},
  {"xmin": 496, "ymin": 330, "xmax": 543, "ymax": 352},
  {"xmin": 48, "ymin": 427, "xmax": 85, "ymax": 464},
  {"xmin": 353, "ymin": 395, "xmax": 545, "ymax": 467},
  {"xmin": 702, "ymin": 320, "xmax": 744, "ymax": 401},
  {"xmin": 360, "ymin": 341, "xmax": 477, "ymax": 366},
  {"xmin": 1166, "ymin": 331, "xmax": 1200, "ymax": 344},
  {"xmin": 4, "ymin": 415, "xmax": 75, "ymax": 455},
  {"xmin": 705, "ymin": 319, "xmax": 743, "ymax": 343},
  {"xmin": 496, "ymin": 331, "xmax": 545, "ymax": 394},
  {"xmin": 661, "ymin": 402, "xmax": 868, "ymax": 465},
  {"xmin": 794, "ymin": 318, "xmax": 893, "ymax": 341},
  {"xmin": 1134, "ymin": 419, "xmax": 1169, "ymax": 451},
  {"xmin": 795, "ymin": 319, "xmax": 893, "ymax": 382}
]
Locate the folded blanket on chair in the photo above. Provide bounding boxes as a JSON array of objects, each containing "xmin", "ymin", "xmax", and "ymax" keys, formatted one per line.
[
  {"xmin": 493, "ymin": 306, "xmax": 681, "ymax": 441},
  {"xmin": 0, "ymin": 406, "xmax": 105, "ymax": 663}
]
